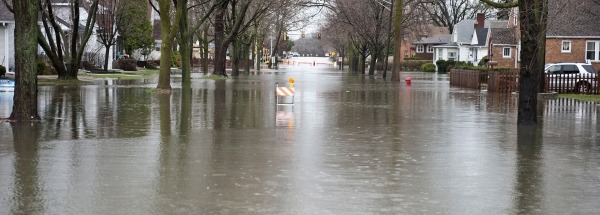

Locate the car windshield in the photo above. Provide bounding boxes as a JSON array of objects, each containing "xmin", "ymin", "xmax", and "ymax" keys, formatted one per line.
[{"xmin": 581, "ymin": 65, "xmax": 597, "ymax": 74}]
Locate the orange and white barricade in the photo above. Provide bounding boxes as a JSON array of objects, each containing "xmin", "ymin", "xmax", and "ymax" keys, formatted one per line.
[{"xmin": 275, "ymin": 84, "xmax": 295, "ymax": 105}]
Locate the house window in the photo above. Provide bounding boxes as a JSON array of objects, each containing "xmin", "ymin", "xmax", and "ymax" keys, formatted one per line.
[
  {"xmin": 155, "ymin": 42, "xmax": 162, "ymax": 51},
  {"xmin": 427, "ymin": 45, "xmax": 434, "ymax": 53},
  {"xmin": 586, "ymin": 41, "xmax": 600, "ymax": 61},
  {"xmin": 438, "ymin": 48, "xmax": 443, "ymax": 59},
  {"xmin": 561, "ymin": 40, "xmax": 571, "ymax": 53},
  {"xmin": 416, "ymin": 45, "xmax": 424, "ymax": 53},
  {"xmin": 448, "ymin": 51, "xmax": 457, "ymax": 61},
  {"xmin": 404, "ymin": 51, "xmax": 408, "ymax": 59},
  {"xmin": 503, "ymin": 47, "xmax": 511, "ymax": 58}
]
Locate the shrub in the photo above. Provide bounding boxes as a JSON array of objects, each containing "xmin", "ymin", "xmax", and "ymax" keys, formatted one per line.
[
  {"xmin": 171, "ymin": 51, "xmax": 181, "ymax": 67},
  {"xmin": 436, "ymin": 60, "xmax": 448, "ymax": 73},
  {"xmin": 146, "ymin": 60, "xmax": 158, "ymax": 69},
  {"xmin": 478, "ymin": 55, "xmax": 489, "ymax": 67},
  {"xmin": 0, "ymin": 65, "xmax": 5, "ymax": 77},
  {"xmin": 37, "ymin": 61, "xmax": 46, "ymax": 75},
  {"xmin": 421, "ymin": 63, "xmax": 436, "ymax": 73},
  {"xmin": 402, "ymin": 60, "xmax": 431, "ymax": 71},
  {"xmin": 118, "ymin": 59, "xmax": 138, "ymax": 71}
]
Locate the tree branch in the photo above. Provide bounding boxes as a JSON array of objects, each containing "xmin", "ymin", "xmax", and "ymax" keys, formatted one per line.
[{"xmin": 480, "ymin": 0, "xmax": 518, "ymax": 8}]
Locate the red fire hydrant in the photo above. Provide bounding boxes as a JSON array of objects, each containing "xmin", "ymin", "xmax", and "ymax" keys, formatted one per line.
[{"xmin": 405, "ymin": 76, "xmax": 412, "ymax": 86}]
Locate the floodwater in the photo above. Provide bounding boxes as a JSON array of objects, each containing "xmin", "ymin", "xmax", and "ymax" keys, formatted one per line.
[{"xmin": 1, "ymin": 60, "xmax": 599, "ymax": 214}]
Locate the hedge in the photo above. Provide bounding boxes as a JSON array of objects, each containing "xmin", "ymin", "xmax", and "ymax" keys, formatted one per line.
[
  {"xmin": 421, "ymin": 63, "xmax": 436, "ymax": 73},
  {"xmin": 118, "ymin": 59, "xmax": 138, "ymax": 71},
  {"xmin": 401, "ymin": 60, "xmax": 431, "ymax": 71}
]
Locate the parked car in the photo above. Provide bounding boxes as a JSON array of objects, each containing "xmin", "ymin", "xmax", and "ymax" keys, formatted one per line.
[{"xmin": 544, "ymin": 63, "xmax": 598, "ymax": 93}]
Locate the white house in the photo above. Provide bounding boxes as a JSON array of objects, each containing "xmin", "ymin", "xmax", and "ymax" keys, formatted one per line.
[
  {"xmin": 0, "ymin": 3, "xmax": 14, "ymax": 74},
  {"xmin": 433, "ymin": 13, "xmax": 497, "ymax": 66}
]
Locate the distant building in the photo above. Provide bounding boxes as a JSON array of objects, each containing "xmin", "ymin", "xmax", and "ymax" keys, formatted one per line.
[
  {"xmin": 433, "ymin": 14, "xmax": 493, "ymax": 66},
  {"xmin": 413, "ymin": 34, "xmax": 451, "ymax": 60}
]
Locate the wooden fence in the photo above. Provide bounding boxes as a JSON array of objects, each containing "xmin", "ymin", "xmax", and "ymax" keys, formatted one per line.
[
  {"xmin": 450, "ymin": 69, "xmax": 600, "ymax": 94},
  {"xmin": 488, "ymin": 70, "xmax": 519, "ymax": 93},
  {"xmin": 449, "ymin": 69, "xmax": 487, "ymax": 90}
]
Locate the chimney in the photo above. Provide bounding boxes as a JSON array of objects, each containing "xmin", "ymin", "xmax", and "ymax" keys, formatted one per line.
[{"xmin": 475, "ymin": 13, "xmax": 485, "ymax": 29}]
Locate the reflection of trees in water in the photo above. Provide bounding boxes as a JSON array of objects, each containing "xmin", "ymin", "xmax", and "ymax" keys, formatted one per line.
[
  {"xmin": 41, "ymin": 86, "xmax": 89, "ymax": 140},
  {"xmin": 229, "ymin": 81, "xmax": 269, "ymax": 129},
  {"xmin": 513, "ymin": 125, "xmax": 544, "ymax": 214},
  {"xmin": 115, "ymin": 88, "xmax": 152, "ymax": 138},
  {"xmin": 39, "ymin": 86, "xmax": 152, "ymax": 140},
  {"xmin": 10, "ymin": 123, "xmax": 43, "ymax": 214}
]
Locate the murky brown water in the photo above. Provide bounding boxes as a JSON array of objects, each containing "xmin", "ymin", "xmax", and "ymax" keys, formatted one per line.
[{"xmin": 1, "ymin": 63, "xmax": 600, "ymax": 214}]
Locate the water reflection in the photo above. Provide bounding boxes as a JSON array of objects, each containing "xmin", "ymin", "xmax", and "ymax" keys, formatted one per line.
[
  {"xmin": 513, "ymin": 125, "xmax": 544, "ymax": 214},
  {"xmin": 0, "ymin": 71, "xmax": 599, "ymax": 214},
  {"xmin": 9, "ymin": 122, "xmax": 43, "ymax": 215}
]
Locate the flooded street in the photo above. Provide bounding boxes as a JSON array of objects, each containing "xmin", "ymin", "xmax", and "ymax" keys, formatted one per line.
[{"xmin": 1, "ymin": 61, "xmax": 599, "ymax": 214}]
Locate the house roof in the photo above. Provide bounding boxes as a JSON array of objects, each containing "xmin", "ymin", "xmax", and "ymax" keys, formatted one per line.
[
  {"xmin": 490, "ymin": 28, "xmax": 517, "ymax": 45},
  {"xmin": 454, "ymin": 19, "xmax": 490, "ymax": 43},
  {"xmin": 472, "ymin": 28, "xmax": 488, "ymax": 46},
  {"xmin": 433, "ymin": 42, "xmax": 459, "ymax": 48},
  {"xmin": 414, "ymin": 34, "xmax": 452, "ymax": 45},
  {"xmin": 0, "ymin": 3, "xmax": 14, "ymax": 22},
  {"xmin": 547, "ymin": 0, "xmax": 600, "ymax": 37}
]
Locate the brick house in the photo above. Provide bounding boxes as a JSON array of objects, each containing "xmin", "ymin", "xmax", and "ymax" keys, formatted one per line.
[
  {"xmin": 488, "ymin": 0, "xmax": 600, "ymax": 70},
  {"xmin": 413, "ymin": 33, "xmax": 451, "ymax": 60},
  {"xmin": 545, "ymin": 0, "xmax": 600, "ymax": 71},
  {"xmin": 488, "ymin": 9, "xmax": 519, "ymax": 69},
  {"xmin": 398, "ymin": 26, "xmax": 448, "ymax": 61}
]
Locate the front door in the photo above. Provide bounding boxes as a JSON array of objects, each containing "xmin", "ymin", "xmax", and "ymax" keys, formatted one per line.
[{"xmin": 471, "ymin": 48, "xmax": 478, "ymax": 64}]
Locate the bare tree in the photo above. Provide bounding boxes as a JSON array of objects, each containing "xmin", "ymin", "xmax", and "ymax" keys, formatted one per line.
[
  {"xmin": 177, "ymin": 0, "xmax": 219, "ymax": 86},
  {"xmin": 212, "ymin": 0, "xmax": 269, "ymax": 77},
  {"xmin": 419, "ymin": 0, "xmax": 492, "ymax": 33},
  {"xmin": 152, "ymin": 0, "xmax": 184, "ymax": 90},
  {"xmin": 96, "ymin": 0, "xmax": 120, "ymax": 71},
  {"xmin": 332, "ymin": 0, "xmax": 392, "ymax": 76},
  {"xmin": 320, "ymin": 16, "xmax": 350, "ymax": 70},
  {"xmin": 37, "ymin": 0, "xmax": 100, "ymax": 80}
]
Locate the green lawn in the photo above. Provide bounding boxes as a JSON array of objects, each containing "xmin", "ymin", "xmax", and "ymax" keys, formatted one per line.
[{"xmin": 559, "ymin": 94, "xmax": 600, "ymax": 102}]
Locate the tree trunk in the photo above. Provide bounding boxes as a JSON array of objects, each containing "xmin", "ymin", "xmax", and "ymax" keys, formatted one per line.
[
  {"xmin": 244, "ymin": 41, "xmax": 252, "ymax": 74},
  {"xmin": 158, "ymin": 34, "xmax": 174, "ymax": 90},
  {"xmin": 368, "ymin": 46, "xmax": 378, "ymax": 76},
  {"xmin": 156, "ymin": 0, "xmax": 183, "ymax": 90},
  {"xmin": 202, "ymin": 26, "xmax": 209, "ymax": 73},
  {"xmin": 349, "ymin": 44, "xmax": 357, "ymax": 73},
  {"xmin": 341, "ymin": 54, "xmax": 344, "ymax": 71},
  {"xmin": 103, "ymin": 44, "xmax": 111, "ymax": 71},
  {"xmin": 359, "ymin": 54, "xmax": 367, "ymax": 75},
  {"xmin": 179, "ymin": 0, "xmax": 191, "ymax": 87},
  {"xmin": 10, "ymin": 0, "xmax": 40, "ymax": 121},
  {"xmin": 517, "ymin": 0, "xmax": 547, "ymax": 125},
  {"xmin": 212, "ymin": 2, "xmax": 227, "ymax": 76},
  {"xmin": 255, "ymin": 36, "xmax": 262, "ymax": 71},
  {"xmin": 231, "ymin": 40, "xmax": 240, "ymax": 76},
  {"xmin": 391, "ymin": 0, "xmax": 403, "ymax": 81}
]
